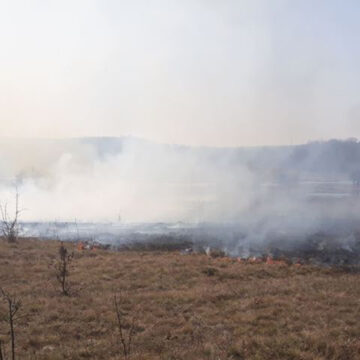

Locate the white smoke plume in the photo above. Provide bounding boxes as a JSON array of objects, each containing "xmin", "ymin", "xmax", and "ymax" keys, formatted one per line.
[{"xmin": 0, "ymin": 137, "xmax": 360, "ymax": 249}]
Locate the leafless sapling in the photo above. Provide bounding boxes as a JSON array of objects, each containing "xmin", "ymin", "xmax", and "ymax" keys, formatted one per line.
[
  {"xmin": 0, "ymin": 288, "xmax": 23, "ymax": 360},
  {"xmin": 0, "ymin": 189, "xmax": 21, "ymax": 243},
  {"xmin": 55, "ymin": 242, "xmax": 74, "ymax": 296},
  {"xmin": 113, "ymin": 293, "xmax": 137, "ymax": 359},
  {"xmin": 0, "ymin": 338, "xmax": 6, "ymax": 360}
]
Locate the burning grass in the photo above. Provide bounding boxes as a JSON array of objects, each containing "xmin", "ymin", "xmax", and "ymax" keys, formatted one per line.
[{"xmin": 0, "ymin": 238, "xmax": 360, "ymax": 359}]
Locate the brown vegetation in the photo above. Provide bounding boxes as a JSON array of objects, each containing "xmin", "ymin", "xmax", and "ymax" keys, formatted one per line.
[{"xmin": 0, "ymin": 238, "xmax": 359, "ymax": 359}]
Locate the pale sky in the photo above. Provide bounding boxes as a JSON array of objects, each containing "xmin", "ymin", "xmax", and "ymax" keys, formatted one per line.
[{"xmin": 1, "ymin": 0, "xmax": 360, "ymax": 146}]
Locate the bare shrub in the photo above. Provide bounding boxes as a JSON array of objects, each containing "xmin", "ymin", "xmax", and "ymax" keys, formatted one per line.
[
  {"xmin": 202, "ymin": 267, "xmax": 219, "ymax": 277},
  {"xmin": 0, "ymin": 288, "xmax": 23, "ymax": 360},
  {"xmin": 0, "ymin": 189, "xmax": 21, "ymax": 243},
  {"xmin": 113, "ymin": 293, "xmax": 138, "ymax": 359},
  {"xmin": 54, "ymin": 242, "xmax": 74, "ymax": 296}
]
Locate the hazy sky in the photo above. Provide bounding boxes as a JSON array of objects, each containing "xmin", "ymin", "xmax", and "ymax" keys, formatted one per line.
[{"xmin": 1, "ymin": 0, "xmax": 360, "ymax": 146}]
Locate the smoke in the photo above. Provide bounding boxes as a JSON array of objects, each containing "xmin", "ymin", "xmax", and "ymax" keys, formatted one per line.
[
  {"xmin": 0, "ymin": 137, "xmax": 257, "ymax": 222},
  {"xmin": 1, "ymin": 137, "xmax": 360, "ymax": 255}
]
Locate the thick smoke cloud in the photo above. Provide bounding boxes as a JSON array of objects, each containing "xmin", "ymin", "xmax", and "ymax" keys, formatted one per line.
[
  {"xmin": 0, "ymin": 138, "xmax": 257, "ymax": 222},
  {"xmin": 1, "ymin": 136, "xmax": 360, "ymax": 259},
  {"xmin": 0, "ymin": 137, "xmax": 359, "ymax": 224}
]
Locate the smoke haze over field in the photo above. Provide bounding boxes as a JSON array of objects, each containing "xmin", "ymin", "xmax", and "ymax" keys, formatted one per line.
[
  {"xmin": 1, "ymin": 137, "xmax": 360, "ymax": 229},
  {"xmin": 0, "ymin": 137, "xmax": 255, "ymax": 222}
]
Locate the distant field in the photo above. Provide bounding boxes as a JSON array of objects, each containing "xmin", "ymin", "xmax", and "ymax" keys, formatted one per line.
[{"xmin": 0, "ymin": 238, "xmax": 360, "ymax": 359}]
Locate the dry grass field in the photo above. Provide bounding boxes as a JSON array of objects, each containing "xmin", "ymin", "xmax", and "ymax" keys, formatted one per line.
[{"xmin": 0, "ymin": 238, "xmax": 360, "ymax": 359}]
